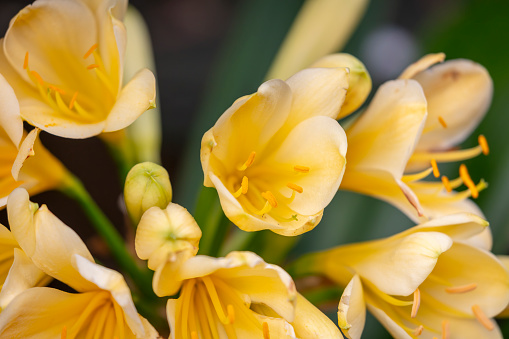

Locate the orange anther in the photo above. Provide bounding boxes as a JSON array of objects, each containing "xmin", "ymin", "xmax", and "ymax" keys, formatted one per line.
[
  {"xmin": 239, "ymin": 151, "xmax": 256, "ymax": 170},
  {"xmin": 431, "ymin": 159, "xmax": 440, "ymax": 178},
  {"xmin": 23, "ymin": 52, "xmax": 29, "ymax": 70},
  {"xmin": 69, "ymin": 91, "xmax": 78, "ymax": 110},
  {"xmin": 227, "ymin": 304, "xmax": 235, "ymax": 324},
  {"xmin": 478, "ymin": 135, "xmax": 489, "ymax": 155},
  {"xmin": 261, "ymin": 191, "xmax": 278, "ymax": 208},
  {"xmin": 287, "ymin": 182, "xmax": 303, "ymax": 193},
  {"xmin": 263, "ymin": 322, "xmax": 270, "ymax": 339},
  {"xmin": 413, "ymin": 325, "xmax": 424, "ymax": 336},
  {"xmin": 294, "ymin": 165, "xmax": 310, "ymax": 173},
  {"xmin": 241, "ymin": 176, "xmax": 249, "ymax": 194},
  {"xmin": 61, "ymin": 326, "xmax": 67, "ymax": 339},
  {"xmin": 442, "ymin": 320, "xmax": 449, "ymax": 339},
  {"xmin": 438, "ymin": 116, "xmax": 448, "ymax": 128},
  {"xmin": 472, "ymin": 305, "xmax": 494, "ymax": 331},
  {"xmin": 411, "ymin": 288, "xmax": 420, "ymax": 318},
  {"xmin": 191, "ymin": 331, "xmax": 198, "ymax": 339},
  {"xmin": 441, "ymin": 176, "xmax": 452, "ymax": 192},
  {"xmin": 83, "ymin": 43, "xmax": 98, "ymax": 59},
  {"xmin": 445, "ymin": 283, "xmax": 477, "ymax": 294},
  {"xmin": 30, "ymin": 71, "xmax": 44, "ymax": 85},
  {"xmin": 87, "ymin": 64, "xmax": 99, "ymax": 70},
  {"xmin": 48, "ymin": 85, "xmax": 66, "ymax": 95},
  {"xmin": 459, "ymin": 164, "xmax": 479, "ymax": 199}
]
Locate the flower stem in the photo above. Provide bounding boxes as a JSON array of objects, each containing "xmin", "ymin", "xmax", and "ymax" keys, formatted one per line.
[
  {"xmin": 60, "ymin": 174, "xmax": 155, "ymax": 299},
  {"xmin": 100, "ymin": 130, "xmax": 137, "ymax": 181}
]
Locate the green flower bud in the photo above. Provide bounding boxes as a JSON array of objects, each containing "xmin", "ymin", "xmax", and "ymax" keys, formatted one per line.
[{"xmin": 124, "ymin": 162, "xmax": 172, "ymax": 224}]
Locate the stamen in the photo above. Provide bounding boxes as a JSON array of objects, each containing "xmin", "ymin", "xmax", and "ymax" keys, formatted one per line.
[
  {"xmin": 478, "ymin": 135, "xmax": 489, "ymax": 155},
  {"xmin": 238, "ymin": 152, "xmax": 256, "ymax": 171},
  {"xmin": 83, "ymin": 43, "xmax": 98, "ymax": 59},
  {"xmin": 87, "ymin": 64, "xmax": 99, "ymax": 70},
  {"xmin": 472, "ymin": 305, "xmax": 494, "ymax": 331},
  {"xmin": 31, "ymin": 71, "xmax": 44, "ymax": 85},
  {"xmin": 431, "ymin": 159, "xmax": 440, "ymax": 178},
  {"xmin": 402, "ymin": 167, "xmax": 433, "ymax": 183},
  {"xmin": 441, "ymin": 176, "xmax": 452, "ymax": 192},
  {"xmin": 413, "ymin": 325, "xmax": 424, "ymax": 336},
  {"xmin": 445, "ymin": 283, "xmax": 477, "ymax": 294},
  {"xmin": 48, "ymin": 85, "xmax": 65, "ymax": 95},
  {"xmin": 411, "ymin": 288, "xmax": 421, "ymax": 318},
  {"xmin": 69, "ymin": 92, "xmax": 78, "ymax": 110},
  {"xmin": 262, "ymin": 322, "xmax": 270, "ymax": 339},
  {"xmin": 459, "ymin": 164, "xmax": 478, "ymax": 198},
  {"xmin": 256, "ymin": 201, "xmax": 272, "ymax": 215},
  {"xmin": 23, "ymin": 52, "xmax": 29, "ymax": 70},
  {"xmin": 287, "ymin": 182, "xmax": 303, "ymax": 193},
  {"xmin": 191, "ymin": 331, "xmax": 199, "ymax": 339},
  {"xmin": 442, "ymin": 320, "xmax": 449, "ymax": 339},
  {"xmin": 294, "ymin": 165, "xmax": 310, "ymax": 173},
  {"xmin": 227, "ymin": 304, "xmax": 235, "ymax": 324},
  {"xmin": 201, "ymin": 277, "xmax": 229, "ymax": 325},
  {"xmin": 233, "ymin": 176, "xmax": 249, "ymax": 198},
  {"xmin": 438, "ymin": 116, "xmax": 448, "ymax": 128},
  {"xmin": 61, "ymin": 326, "xmax": 67, "ymax": 339},
  {"xmin": 261, "ymin": 191, "xmax": 278, "ymax": 208}
]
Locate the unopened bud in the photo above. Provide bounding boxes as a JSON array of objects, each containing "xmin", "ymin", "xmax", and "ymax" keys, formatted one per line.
[
  {"xmin": 311, "ymin": 53, "xmax": 372, "ymax": 119},
  {"xmin": 124, "ymin": 162, "xmax": 172, "ymax": 224}
]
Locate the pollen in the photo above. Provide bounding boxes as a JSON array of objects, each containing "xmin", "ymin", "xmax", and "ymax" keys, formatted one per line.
[
  {"xmin": 287, "ymin": 182, "xmax": 303, "ymax": 193},
  {"xmin": 227, "ymin": 304, "xmax": 235, "ymax": 324},
  {"xmin": 478, "ymin": 135, "xmax": 489, "ymax": 155},
  {"xmin": 445, "ymin": 283, "xmax": 477, "ymax": 294},
  {"xmin": 459, "ymin": 164, "xmax": 479, "ymax": 198},
  {"xmin": 431, "ymin": 159, "xmax": 440, "ymax": 178},
  {"xmin": 441, "ymin": 176, "xmax": 452, "ymax": 192},
  {"xmin": 83, "ymin": 43, "xmax": 98, "ymax": 59},
  {"xmin": 411, "ymin": 288, "xmax": 421, "ymax": 318},
  {"xmin": 263, "ymin": 322, "xmax": 270, "ymax": 339},
  {"xmin": 23, "ymin": 52, "xmax": 29, "ymax": 70},
  {"xmin": 294, "ymin": 165, "xmax": 310, "ymax": 173},
  {"xmin": 261, "ymin": 191, "xmax": 278, "ymax": 208},
  {"xmin": 442, "ymin": 320, "xmax": 449, "ymax": 339},
  {"xmin": 87, "ymin": 64, "xmax": 99, "ymax": 70},
  {"xmin": 438, "ymin": 116, "xmax": 448, "ymax": 128},
  {"xmin": 31, "ymin": 71, "xmax": 44, "ymax": 85},
  {"xmin": 69, "ymin": 91, "xmax": 78, "ymax": 110},
  {"xmin": 239, "ymin": 151, "xmax": 256, "ymax": 171},
  {"xmin": 472, "ymin": 305, "xmax": 494, "ymax": 331}
]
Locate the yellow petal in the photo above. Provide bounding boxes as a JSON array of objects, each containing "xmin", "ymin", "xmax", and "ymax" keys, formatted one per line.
[
  {"xmin": 103, "ymin": 68, "xmax": 156, "ymax": 132},
  {"xmin": 266, "ymin": 0, "xmax": 369, "ymax": 80},
  {"xmin": 337, "ymin": 275, "xmax": 365, "ymax": 339},
  {"xmin": 346, "ymin": 79, "xmax": 427, "ymax": 178},
  {"xmin": 11, "ymin": 128, "xmax": 38, "ymax": 181},
  {"xmin": 152, "ymin": 250, "xmax": 194, "ymax": 297},
  {"xmin": 310, "ymin": 53, "xmax": 372, "ymax": 119},
  {"xmin": 366, "ymin": 304, "xmax": 413, "ymax": 339},
  {"xmin": 7, "ymin": 188, "xmax": 95, "ymax": 292},
  {"xmin": 0, "ymin": 74, "xmax": 23, "ymax": 147}
]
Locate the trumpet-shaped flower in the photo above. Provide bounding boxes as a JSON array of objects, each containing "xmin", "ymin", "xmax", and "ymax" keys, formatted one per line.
[
  {"xmin": 0, "ymin": 0, "xmax": 156, "ymax": 139},
  {"xmin": 296, "ymin": 213, "xmax": 509, "ymax": 338},
  {"xmin": 165, "ymin": 251, "xmax": 341, "ymax": 339},
  {"xmin": 200, "ymin": 68, "xmax": 348, "ymax": 235},
  {"xmin": 0, "ymin": 188, "xmax": 158, "ymax": 338}
]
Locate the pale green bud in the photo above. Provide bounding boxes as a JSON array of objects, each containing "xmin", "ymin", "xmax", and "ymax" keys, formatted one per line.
[{"xmin": 124, "ymin": 162, "xmax": 172, "ymax": 224}]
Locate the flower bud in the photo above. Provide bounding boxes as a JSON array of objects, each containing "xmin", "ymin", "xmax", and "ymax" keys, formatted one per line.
[
  {"xmin": 311, "ymin": 53, "xmax": 372, "ymax": 119},
  {"xmin": 124, "ymin": 162, "xmax": 172, "ymax": 224}
]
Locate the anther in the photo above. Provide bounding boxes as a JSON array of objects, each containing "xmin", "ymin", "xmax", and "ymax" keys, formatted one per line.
[
  {"xmin": 411, "ymin": 288, "xmax": 421, "ymax": 318},
  {"xmin": 472, "ymin": 305, "xmax": 494, "ymax": 331},
  {"xmin": 233, "ymin": 176, "xmax": 249, "ymax": 198},
  {"xmin": 23, "ymin": 52, "xmax": 29, "ymax": 70},
  {"xmin": 227, "ymin": 304, "xmax": 235, "ymax": 324},
  {"xmin": 431, "ymin": 159, "xmax": 440, "ymax": 178},
  {"xmin": 294, "ymin": 165, "xmax": 310, "ymax": 173},
  {"xmin": 31, "ymin": 71, "xmax": 44, "ymax": 85},
  {"xmin": 87, "ymin": 64, "xmax": 99, "ymax": 70},
  {"xmin": 261, "ymin": 191, "xmax": 278, "ymax": 208},
  {"xmin": 413, "ymin": 325, "xmax": 424, "ymax": 336},
  {"xmin": 445, "ymin": 283, "xmax": 477, "ymax": 294},
  {"xmin": 263, "ymin": 322, "xmax": 270, "ymax": 339},
  {"xmin": 459, "ymin": 164, "xmax": 479, "ymax": 198},
  {"xmin": 478, "ymin": 135, "xmax": 489, "ymax": 155},
  {"xmin": 438, "ymin": 116, "xmax": 448, "ymax": 128},
  {"xmin": 61, "ymin": 326, "xmax": 67, "ymax": 339},
  {"xmin": 239, "ymin": 151, "xmax": 256, "ymax": 171},
  {"xmin": 48, "ymin": 85, "xmax": 65, "ymax": 95},
  {"xmin": 191, "ymin": 331, "xmax": 199, "ymax": 339},
  {"xmin": 442, "ymin": 320, "xmax": 449, "ymax": 339},
  {"xmin": 287, "ymin": 182, "xmax": 303, "ymax": 193},
  {"xmin": 83, "ymin": 43, "xmax": 98, "ymax": 59},
  {"xmin": 441, "ymin": 176, "xmax": 452, "ymax": 192},
  {"xmin": 69, "ymin": 92, "xmax": 78, "ymax": 110}
]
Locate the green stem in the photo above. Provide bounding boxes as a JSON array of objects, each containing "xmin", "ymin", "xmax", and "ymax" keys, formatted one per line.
[
  {"xmin": 194, "ymin": 187, "xmax": 232, "ymax": 257},
  {"xmin": 219, "ymin": 229, "xmax": 257, "ymax": 256},
  {"xmin": 60, "ymin": 175, "xmax": 155, "ymax": 299},
  {"xmin": 100, "ymin": 131, "xmax": 137, "ymax": 181}
]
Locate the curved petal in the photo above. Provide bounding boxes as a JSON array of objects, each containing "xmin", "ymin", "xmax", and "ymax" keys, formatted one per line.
[
  {"xmin": 398, "ymin": 53, "xmax": 445, "ymax": 80},
  {"xmin": 366, "ymin": 304, "xmax": 413, "ymax": 339},
  {"xmin": 0, "ymin": 74, "xmax": 23, "ymax": 147},
  {"xmin": 7, "ymin": 188, "xmax": 95, "ymax": 292},
  {"xmin": 412, "ymin": 59, "xmax": 493, "ymax": 151},
  {"xmin": 103, "ymin": 68, "xmax": 156, "ymax": 132},
  {"xmin": 345, "ymin": 79, "xmax": 427, "ymax": 178},
  {"xmin": 337, "ymin": 275, "xmax": 365, "ymax": 339},
  {"xmin": 289, "ymin": 294, "xmax": 342, "ymax": 338},
  {"xmin": 11, "ymin": 128, "xmax": 38, "ymax": 180}
]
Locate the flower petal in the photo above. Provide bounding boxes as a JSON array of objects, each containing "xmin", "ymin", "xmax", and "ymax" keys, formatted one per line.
[
  {"xmin": 289, "ymin": 293, "xmax": 342, "ymax": 338},
  {"xmin": 0, "ymin": 74, "xmax": 23, "ymax": 147},
  {"xmin": 337, "ymin": 275, "xmax": 365, "ymax": 339},
  {"xmin": 366, "ymin": 304, "xmax": 412, "ymax": 339}
]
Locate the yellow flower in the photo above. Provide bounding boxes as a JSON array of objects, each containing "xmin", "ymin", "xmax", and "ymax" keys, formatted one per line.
[
  {"xmin": 0, "ymin": 0, "xmax": 156, "ymax": 139},
  {"xmin": 200, "ymin": 68, "xmax": 349, "ymax": 235},
  {"xmin": 166, "ymin": 251, "xmax": 341, "ymax": 339},
  {"xmin": 0, "ymin": 188, "xmax": 159, "ymax": 338},
  {"xmin": 298, "ymin": 213, "xmax": 509, "ymax": 339}
]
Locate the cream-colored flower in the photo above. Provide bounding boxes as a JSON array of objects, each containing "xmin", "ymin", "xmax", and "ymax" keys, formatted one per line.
[
  {"xmin": 200, "ymin": 68, "xmax": 349, "ymax": 235},
  {"xmin": 0, "ymin": 188, "xmax": 158, "ymax": 338},
  {"xmin": 298, "ymin": 213, "xmax": 509, "ymax": 339},
  {"xmin": 0, "ymin": 0, "xmax": 156, "ymax": 139},
  {"xmin": 166, "ymin": 251, "xmax": 341, "ymax": 339}
]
